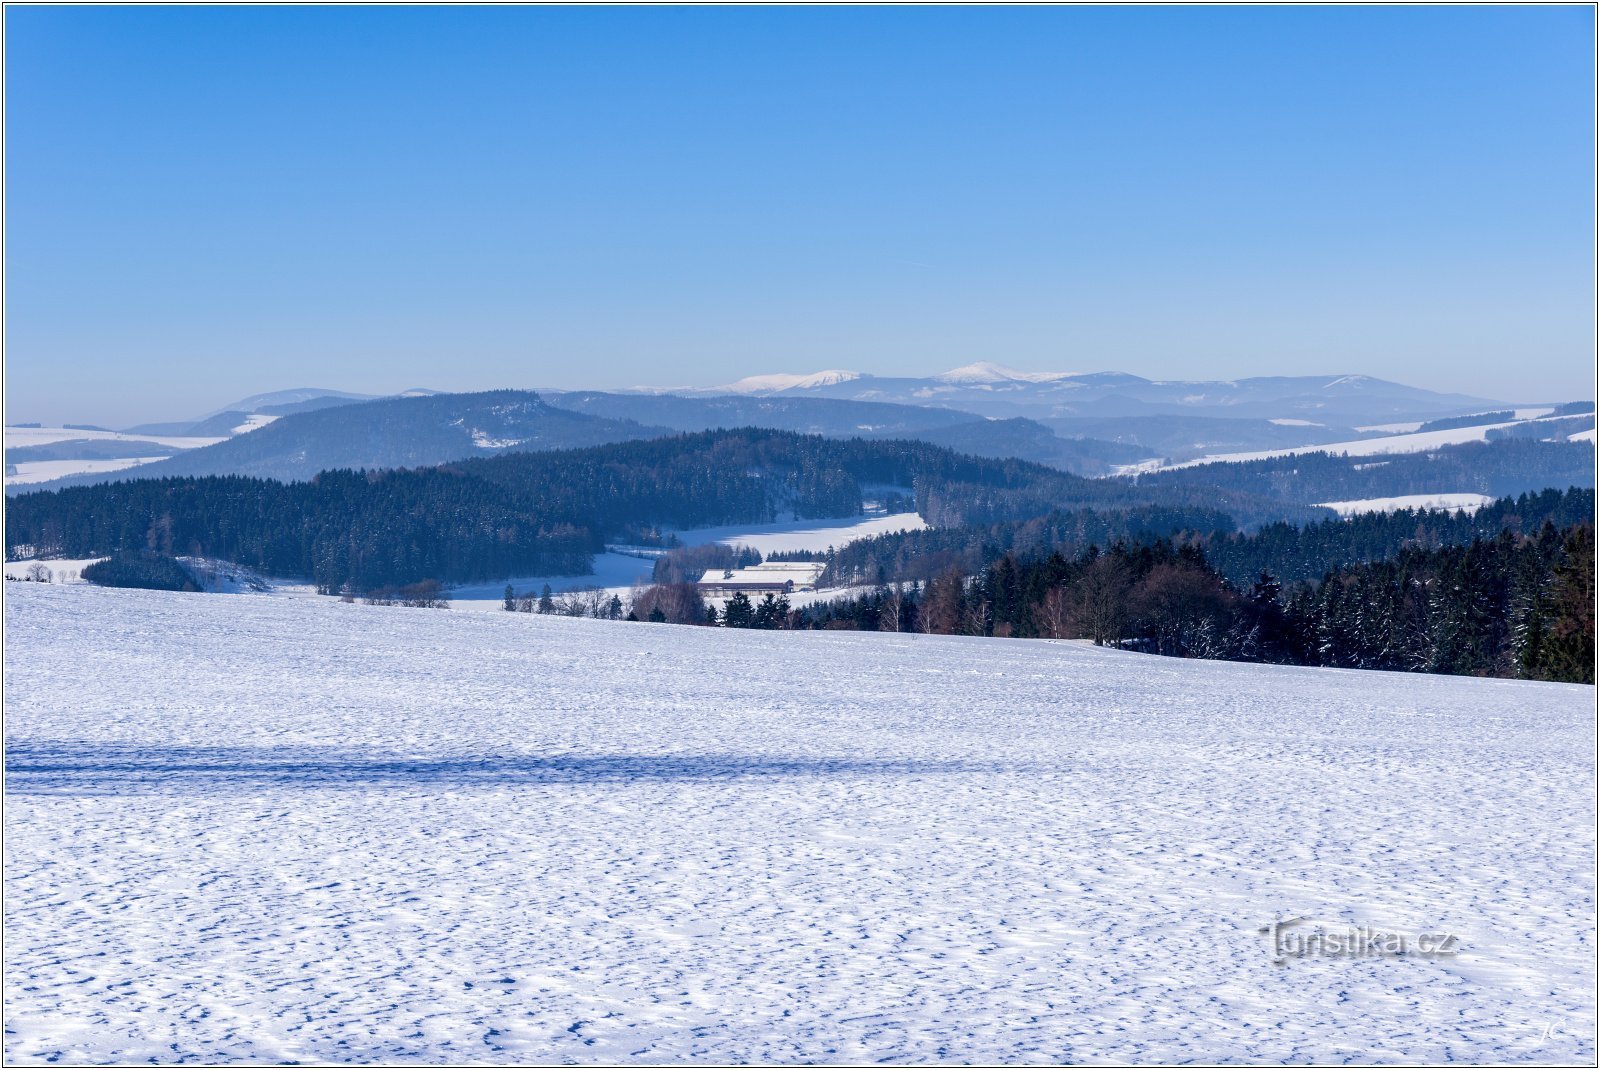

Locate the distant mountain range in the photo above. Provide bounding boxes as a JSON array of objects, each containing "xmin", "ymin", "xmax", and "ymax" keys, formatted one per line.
[
  {"xmin": 23, "ymin": 391, "xmax": 662, "ymax": 488},
  {"xmin": 5, "ymin": 367, "xmax": 1591, "ymax": 497},
  {"xmin": 121, "ymin": 388, "xmax": 441, "ymax": 438},
  {"xmin": 658, "ymin": 363, "xmax": 1507, "ymax": 427}
]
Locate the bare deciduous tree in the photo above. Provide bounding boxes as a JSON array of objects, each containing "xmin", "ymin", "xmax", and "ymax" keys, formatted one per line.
[{"xmin": 1069, "ymin": 555, "xmax": 1133, "ymax": 646}]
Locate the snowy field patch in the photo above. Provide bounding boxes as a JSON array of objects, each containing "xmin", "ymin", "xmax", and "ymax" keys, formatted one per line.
[
  {"xmin": 2, "ymin": 426, "xmax": 222, "ymax": 450},
  {"xmin": 1152, "ymin": 414, "xmax": 1597, "ymax": 471},
  {"xmin": 1315, "ymin": 493, "xmax": 1497, "ymax": 517},
  {"xmin": 3, "ymin": 584, "xmax": 1594, "ymax": 1064},
  {"xmin": 448, "ymin": 512, "xmax": 927, "ymax": 611},
  {"xmin": 2, "ymin": 558, "xmax": 105, "ymax": 584},
  {"xmin": 4, "ymin": 456, "xmax": 171, "ymax": 486}
]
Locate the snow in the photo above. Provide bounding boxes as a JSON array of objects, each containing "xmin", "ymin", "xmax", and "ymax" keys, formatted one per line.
[
  {"xmin": 1570, "ymin": 427, "xmax": 1596, "ymax": 443},
  {"xmin": 1268, "ymin": 418, "xmax": 1322, "ymax": 427},
  {"xmin": 470, "ymin": 430, "xmax": 525, "ymax": 449},
  {"xmin": 2, "ymin": 426, "xmax": 222, "ymax": 450},
  {"xmin": 2, "ymin": 558, "xmax": 105, "ymax": 584},
  {"xmin": 933, "ymin": 362, "xmax": 1077, "ymax": 384},
  {"xmin": 4, "ymin": 457, "xmax": 171, "ymax": 486},
  {"xmin": 448, "ymin": 513, "xmax": 928, "ymax": 611},
  {"xmin": 717, "ymin": 370, "xmax": 862, "ymax": 394},
  {"xmin": 1155, "ymin": 414, "xmax": 1597, "ymax": 471},
  {"xmin": 1355, "ymin": 421, "xmax": 1424, "ymax": 434},
  {"xmin": 675, "ymin": 511, "xmax": 927, "ymax": 558},
  {"xmin": 229, "ymin": 413, "xmax": 278, "ymax": 435},
  {"xmin": 3, "ymin": 582, "xmax": 1593, "ymax": 1064},
  {"xmin": 1108, "ymin": 457, "xmax": 1169, "ymax": 477},
  {"xmin": 1315, "ymin": 493, "xmax": 1497, "ymax": 517},
  {"xmin": 697, "ymin": 561, "xmax": 826, "ymax": 589}
]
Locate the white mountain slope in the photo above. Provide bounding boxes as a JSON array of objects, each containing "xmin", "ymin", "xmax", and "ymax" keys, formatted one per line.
[
  {"xmin": 5, "ymin": 583, "xmax": 1593, "ymax": 1064},
  {"xmin": 1145, "ymin": 412, "xmax": 1598, "ymax": 472},
  {"xmin": 932, "ymin": 361, "xmax": 1081, "ymax": 384},
  {"xmin": 715, "ymin": 369, "xmax": 864, "ymax": 394},
  {"xmin": 640, "ymin": 367, "xmax": 1512, "ymax": 429}
]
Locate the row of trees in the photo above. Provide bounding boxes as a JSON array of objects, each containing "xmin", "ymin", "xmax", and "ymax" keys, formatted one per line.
[
  {"xmin": 798, "ymin": 522, "xmax": 1595, "ymax": 683},
  {"xmin": 818, "ymin": 488, "xmax": 1593, "ymax": 590},
  {"xmin": 498, "ymin": 580, "xmax": 793, "ymax": 629},
  {"xmin": 81, "ymin": 551, "xmax": 201, "ymax": 592}
]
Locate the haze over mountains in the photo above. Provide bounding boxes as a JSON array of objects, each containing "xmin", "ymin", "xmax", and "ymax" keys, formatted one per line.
[
  {"xmin": 5, "ymin": 367, "xmax": 1592, "ymax": 499},
  {"xmin": 670, "ymin": 363, "xmax": 1504, "ymax": 424}
]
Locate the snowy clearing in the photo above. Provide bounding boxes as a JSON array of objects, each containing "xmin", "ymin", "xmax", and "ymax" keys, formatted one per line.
[
  {"xmin": 671, "ymin": 511, "xmax": 927, "ymax": 557},
  {"xmin": 448, "ymin": 512, "xmax": 926, "ymax": 610},
  {"xmin": 5, "ymin": 456, "xmax": 171, "ymax": 486},
  {"xmin": 1355, "ymin": 421, "xmax": 1425, "ymax": 434},
  {"xmin": 1152, "ymin": 414, "xmax": 1596, "ymax": 471},
  {"xmin": 1314, "ymin": 493, "xmax": 1497, "ymax": 517},
  {"xmin": 4, "ymin": 583, "xmax": 1594, "ymax": 1064},
  {"xmin": 2, "ymin": 426, "xmax": 222, "ymax": 450},
  {"xmin": 1, "ymin": 558, "xmax": 105, "ymax": 583},
  {"xmin": 230, "ymin": 413, "xmax": 278, "ymax": 435}
]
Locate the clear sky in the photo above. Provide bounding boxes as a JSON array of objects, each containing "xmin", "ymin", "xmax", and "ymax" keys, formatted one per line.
[{"xmin": 5, "ymin": 4, "xmax": 1594, "ymax": 427}]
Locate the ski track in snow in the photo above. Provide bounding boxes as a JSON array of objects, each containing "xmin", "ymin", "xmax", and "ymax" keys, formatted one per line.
[{"xmin": 4, "ymin": 583, "xmax": 1595, "ymax": 1064}]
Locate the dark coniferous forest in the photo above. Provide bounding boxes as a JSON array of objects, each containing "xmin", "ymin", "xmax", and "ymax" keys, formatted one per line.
[
  {"xmin": 1127, "ymin": 439, "xmax": 1592, "ymax": 504},
  {"xmin": 798, "ymin": 519, "xmax": 1595, "ymax": 684},
  {"xmin": 4, "ymin": 428, "xmax": 1318, "ymax": 593},
  {"xmin": 7, "ymin": 424, "xmax": 1594, "ymax": 684}
]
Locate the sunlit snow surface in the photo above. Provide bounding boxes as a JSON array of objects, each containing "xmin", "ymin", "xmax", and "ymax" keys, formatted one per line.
[{"xmin": 4, "ymin": 583, "xmax": 1595, "ymax": 1064}]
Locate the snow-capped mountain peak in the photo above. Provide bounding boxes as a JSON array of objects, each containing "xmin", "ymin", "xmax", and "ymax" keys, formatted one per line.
[
  {"xmin": 719, "ymin": 370, "xmax": 863, "ymax": 394},
  {"xmin": 934, "ymin": 362, "xmax": 1078, "ymax": 384}
]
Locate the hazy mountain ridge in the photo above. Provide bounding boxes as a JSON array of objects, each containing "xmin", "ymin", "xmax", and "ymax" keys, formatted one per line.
[
  {"xmin": 11, "ymin": 368, "xmax": 1588, "ymax": 495},
  {"xmin": 663, "ymin": 366, "xmax": 1509, "ymax": 426},
  {"xmin": 20, "ymin": 391, "xmax": 667, "ymax": 490},
  {"xmin": 543, "ymin": 391, "xmax": 1155, "ymax": 475}
]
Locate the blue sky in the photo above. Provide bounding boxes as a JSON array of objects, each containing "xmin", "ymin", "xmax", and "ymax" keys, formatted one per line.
[{"xmin": 5, "ymin": 5, "xmax": 1594, "ymax": 426}]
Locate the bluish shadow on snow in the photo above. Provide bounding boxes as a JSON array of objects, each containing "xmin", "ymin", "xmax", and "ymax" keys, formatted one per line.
[{"xmin": 4, "ymin": 740, "xmax": 1003, "ymax": 795}]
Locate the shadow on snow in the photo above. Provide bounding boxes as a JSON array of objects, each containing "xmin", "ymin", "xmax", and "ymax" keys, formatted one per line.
[{"xmin": 4, "ymin": 740, "xmax": 1004, "ymax": 795}]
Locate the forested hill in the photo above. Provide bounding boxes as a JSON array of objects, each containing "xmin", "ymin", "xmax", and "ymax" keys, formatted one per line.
[
  {"xmin": 1128, "ymin": 439, "xmax": 1594, "ymax": 504},
  {"xmin": 16, "ymin": 390, "xmax": 668, "ymax": 491},
  {"xmin": 6, "ymin": 428, "xmax": 1319, "ymax": 593},
  {"xmin": 820, "ymin": 487, "xmax": 1595, "ymax": 590}
]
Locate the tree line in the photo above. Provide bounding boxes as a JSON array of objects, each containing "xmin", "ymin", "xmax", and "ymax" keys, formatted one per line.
[
  {"xmin": 817, "ymin": 488, "xmax": 1592, "ymax": 590},
  {"xmin": 5, "ymin": 428, "xmax": 1321, "ymax": 595},
  {"xmin": 796, "ymin": 522, "xmax": 1594, "ymax": 684},
  {"xmin": 1127, "ymin": 439, "xmax": 1593, "ymax": 505}
]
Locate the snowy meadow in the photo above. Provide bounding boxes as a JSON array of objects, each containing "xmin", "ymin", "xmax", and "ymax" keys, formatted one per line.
[{"xmin": 3, "ymin": 582, "xmax": 1595, "ymax": 1063}]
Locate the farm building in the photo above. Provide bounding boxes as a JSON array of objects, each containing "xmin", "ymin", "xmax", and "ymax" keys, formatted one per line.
[{"xmin": 696, "ymin": 560, "xmax": 825, "ymax": 596}]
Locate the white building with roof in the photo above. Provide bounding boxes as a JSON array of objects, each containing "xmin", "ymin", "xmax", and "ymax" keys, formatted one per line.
[{"xmin": 696, "ymin": 560, "xmax": 825, "ymax": 597}]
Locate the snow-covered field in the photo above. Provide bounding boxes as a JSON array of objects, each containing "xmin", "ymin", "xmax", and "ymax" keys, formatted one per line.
[
  {"xmin": 3, "ymin": 427, "xmax": 227, "ymax": 488},
  {"xmin": 5, "ymin": 456, "xmax": 171, "ymax": 486},
  {"xmin": 4, "ymin": 583, "xmax": 1594, "ymax": 1064},
  {"xmin": 1315, "ymin": 492, "xmax": 1497, "ymax": 517},
  {"xmin": 448, "ymin": 512, "xmax": 927, "ymax": 611},
  {"xmin": 1138, "ymin": 413, "xmax": 1597, "ymax": 472},
  {"xmin": 2, "ymin": 426, "xmax": 222, "ymax": 451},
  {"xmin": 2, "ymin": 558, "xmax": 105, "ymax": 583}
]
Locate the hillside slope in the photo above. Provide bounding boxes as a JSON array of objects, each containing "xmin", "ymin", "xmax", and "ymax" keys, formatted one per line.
[
  {"xmin": 545, "ymin": 393, "xmax": 1153, "ymax": 474},
  {"xmin": 5, "ymin": 583, "xmax": 1593, "ymax": 1063},
  {"xmin": 682, "ymin": 367, "xmax": 1506, "ymax": 425},
  {"xmin": 22, "ymin": 391, "xmax": 666, "ymax": 489}
]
